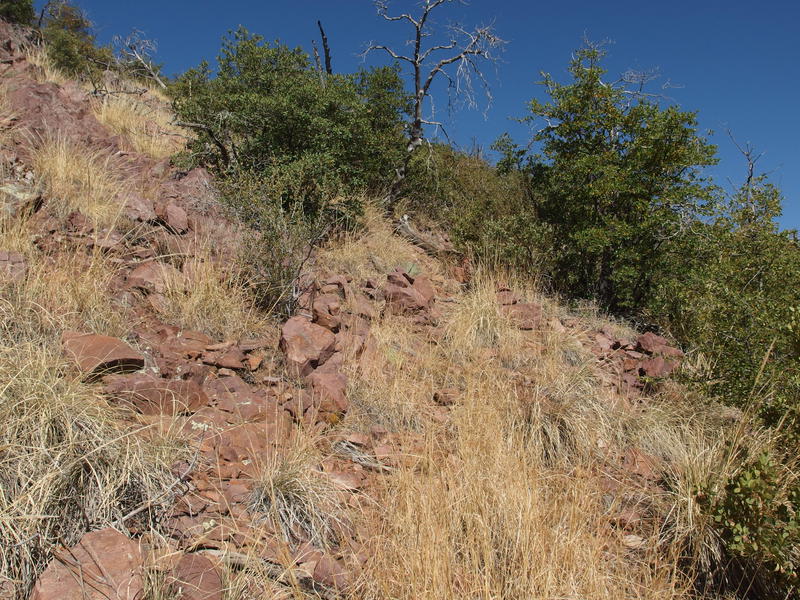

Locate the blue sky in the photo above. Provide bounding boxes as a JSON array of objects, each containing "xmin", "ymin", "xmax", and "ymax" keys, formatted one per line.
[{"xmin": 44, "ymin": 1, "xmax": 800, "ymax": 228}]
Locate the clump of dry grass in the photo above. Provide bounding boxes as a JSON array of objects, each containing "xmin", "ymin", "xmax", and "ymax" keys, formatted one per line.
[
  {"xmin": 93, "ymin": 93, "xmax": 186, "ymax": 159},
  {"xmin": 249, "ymin": 440, "xmax": 344, "ymax": 549},
  {"xmin": 30, "ymin": 135, "xmax": 129, "ymax": 228},
  {"xmin": 157, "ymin": 249, "xmax": 273, "ymax": 341},
  {"xmin": 25, "ymin": 46, "xmax": 68, "ymax": 86},
  {"xmin": 0, "ymin": 314, "xmax": 184, "ymax": 597},
  {"xmin": 316, "ymin": 204, "xmax": 444, "ymax": 283}
]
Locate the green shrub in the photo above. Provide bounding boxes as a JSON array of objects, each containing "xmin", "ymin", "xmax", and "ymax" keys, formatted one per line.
[
  {"xmin": 521, "ymin": 44, "xmax": 717, "ymax": 313},
  {"xmin": 400, "ymin": 143, "xmax": 551, "ymax": 270},
  {"xmin": 171, "ymin": 26, "xmax": 408, "ymax": 193},
  {"xmin": 40, "ymin": 1, "xmax": 113, "ymax": 79},
  {"xmin": 0, "ymin": 0, "xmax": 34, "ymax": 24},
  {"xmin": 653, "ymin": 175, "xmax": 800, "ymax": 433},
  {"xmin": 218, "ymin": 171, "xmax": 353, "ymax": 317},
  {"xmin": 703, "ymin": 449, "xmax": 800, "ymax": 597}
]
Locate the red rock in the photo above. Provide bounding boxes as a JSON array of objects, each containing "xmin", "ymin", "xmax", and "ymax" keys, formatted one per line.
[
  {"xmin": 412, "ymin": 275, "xmax": 436, "ymax": 304},
  {"xmin": 0, "ymin": 250, "xmax": 26, "ymax": 281},
  {"xmin": 313, "ymin": 554, "xmax": 350, "ymax": 590},
  {"xmin": 452, "ymin": 266, "xmax": 469, "ymax": 284},
  {"xmin": 308, "ymin": 368, "xmax": 348, "ymax": 414},
  {"xmin": 156, "ymin": 202, "xmax": 189, "ymax": 234},
  {"xmin": 352, "ymin": 291, "xmax": 377, "ymax": 319},
  {"xmin": 103, "ymin": 373, "xmax": 208, "ymax": 415},
  {"xmin": 387, "ymin": 269, "xmax": 413, "ymax": 287},
  {"xmin": 636, "ymin": 332, "xmax": 669, "ymax": 354},
  {"xmin": 127, "ymin": 261, "xmax": 182, "ymax": 294},
  {"xmin": 639, "ymin": 356, "xmax": 677, "ymax": 378},
  {"xmin": 501, "ymin": 302, "xmax": 542, "ymax": 330},
  {"xmin": 384, "ymin": 283, "xmax": 429, "ymax": 314},
  {"xmin": 124, "ymin": 194, "xmax": 157, "ymax": 222},
  {"xmin": 622, "ymin": 448, "xmax": 661, "ymax": 481},
  {"xmin": 280, "ymin": 317, "xmax": 336, "ymax": 377},
  {"xmin": 62, "ymin": 332, "xmax": 145, "ymax": 380},
  {"xmin": 202, "ymin": 346, "xmax": 246, "ymax": 370},
  {"xmin": 313, "ymin": 293, "xmax": 342, "ymax": 331},
  {"xmin": 170, "ymin": 554, "xmax": 223, "ymax": 600},
  {"xmin": 496, "ymin": 290, "xmax": 517, "ymax": 305},
  {"xmin": 327, "ymin": 471, "xmax": 363, "ymax": 491},
  {"xmin": 246, "ymin": 354, "xmax": 263, "ymax": 371},
  {"xmin": 335, "ymin": 331, "xmax": 366, "ymax": 357},
  {"xmin": 30, "ymin": 528, "xmax": 143, "ymax": 600}
]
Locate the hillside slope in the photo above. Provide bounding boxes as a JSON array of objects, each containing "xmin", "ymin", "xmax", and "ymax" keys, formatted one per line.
[{"xmin": 0, "ymin": 22, "xmax": 773, "ymax": 600}]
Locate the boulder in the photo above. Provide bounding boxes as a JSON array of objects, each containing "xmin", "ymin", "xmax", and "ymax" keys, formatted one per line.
[
  {"xmin": 62, "ymin": 332, "xmax": 145, "ymax": 380},
  {"xmin": 308, "ymin": 368, "xmax": 348, "ymax": 415},
  {"xmin": 202, "ymin": 346, "xmax": 246, "ymax": 370},
  {"xmin": 636, "ymin": 332, "xmax": 683, "ymax": 358},
  {"xmin": 312, "ymin": 554, "xmax": 351, "ymax": 590},
  {"xmin": 123, "ymin": 194, "xmax": 157, "ymax": 222},
  {"xmin": 280, "ymin": 317, "xmax": 336, "ymax": 377},
  {"xmin": 411, "ymin": 275, "xmax": 436, "ymax": 304},
  {"xmin": 384, "ymin": 283, "xmax": 429, "ymax": 314},
  {"xmin": 169, "ymin": 554, "xmax": 223, "ymax": 600},
  {"xmin": 102, "ymin": 373, "xmax": 208, "ymax": 415},
  {"xmin": 30, "ymin": 528, "xmax": 144, "ymax": 600},
  {"xmin": 639, "ymin": 356, "xmax": 677, "ymax": 379}
]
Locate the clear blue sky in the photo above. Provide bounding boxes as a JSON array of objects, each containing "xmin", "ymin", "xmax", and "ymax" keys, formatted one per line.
[{"xmin": 44, "ymin": 1, "xmax": 800, "ymax": 228}]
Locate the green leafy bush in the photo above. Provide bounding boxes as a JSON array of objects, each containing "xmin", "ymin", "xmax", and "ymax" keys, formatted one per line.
[
  {"xmin": 654, "ymin": 175, "xmax": 800, "ymax": 433},
  {"xmin": 40, "ymin": 1, "xmax": 113, "ymax": 79},
  {"xmin": 0, "ymin": 0, "xmax": 34, "ymax": 24},
  {"xmin": 171, "ymin": 26, "xmax": 408, "ymax": 193},
  {"xmin": 522, "ymin": 44, "xmax": 717, "ymax": 313},
  {"xmin": 703, "ymin": 449, "xmax": 800, "ymax": 597}
]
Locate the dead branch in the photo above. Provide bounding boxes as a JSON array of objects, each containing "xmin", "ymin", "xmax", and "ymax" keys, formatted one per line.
[
  {"xmin": 113, "ymin": 30, "xmax": 166, "ymax": 89},
  {"xmin": 317, "ymin": 20, "xmax": 333, "ymax": 74},
  {"xmin": 395, "ymin": 214, "xmax": 458, "ymax": 257}
]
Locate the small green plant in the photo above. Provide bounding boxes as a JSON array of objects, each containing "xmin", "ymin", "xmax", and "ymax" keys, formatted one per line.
[{"xmin": 701, "ymin": 449, "xmax": 800, "ymax": 597}]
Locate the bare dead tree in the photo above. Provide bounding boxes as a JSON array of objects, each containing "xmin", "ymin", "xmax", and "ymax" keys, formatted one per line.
[
  {"xmin": 317, "ymin": 20, "xmax": 333, "ymax": 74},
  {"xmin": 727, "ymin": 128, "xmax": 764, "ymax": 205},
  {"xmin": 113, "ymin": 29, "xmax": 166, "ymax": 89},
  {"xmin": 363, "ymin": 0, "xmax": 505, "ymax": 209}
]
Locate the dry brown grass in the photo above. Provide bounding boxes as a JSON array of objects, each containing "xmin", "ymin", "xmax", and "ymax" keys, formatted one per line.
[
  {"xmin": 316, "ymin": 204, "xmax": 445, "ymax": 284},
  {"xmin": 156, "ymin": 247, "xmax": 274, "ymax": 341},
  {"xmin": 0, "ymin": 265, "xmax": 183, "ymax": 597},
  {"xmin": 24, "ymin": 46, "xmax": 69, "ymax": 86},
  {"xmin": 30, "ymin": 134, "xmax": 129, "ymax": 228},
  {"xmin": 93, "ymin": 93, "xmax": 186, "ymax": 159},
  {"xmin": 249, "ymin": 436, "xmax": 345, "ymax": 550},
  {"xmin": 331, "ymin": 241, "xmax": 762, "ymax": 599}
]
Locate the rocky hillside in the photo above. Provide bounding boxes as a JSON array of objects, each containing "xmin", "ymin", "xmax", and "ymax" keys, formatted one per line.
[{"xmin": 0, "ymin": 22, "xmax": 763, "ymax": 600}]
